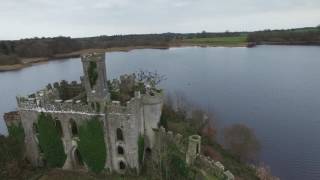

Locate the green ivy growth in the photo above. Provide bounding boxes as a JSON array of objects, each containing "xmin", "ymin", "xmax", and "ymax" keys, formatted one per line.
[
  {"xmin": 88, "ymin": 61, "xmax": 98, "ymax": 88},
  {"xmin": 78, "ymin": 117, "xmax": 106, "ymax": 173},
  {"xmin": 7, "ymin": 123, "xmax": 25, "ymax": 145},
  {"xmin": 37, "ymin": 113, "xmax": 66, "ymax": 167},
  {"xmin": 7, "ymin": 123, "xmax": 25, "ymax": 160},
  {"xmin": 166, "ymin": 143, "xmax": 190, "ymax": 179},
  {"xmin": 138, "ymin": 135, "xmax": 145, "ymax": 164}
]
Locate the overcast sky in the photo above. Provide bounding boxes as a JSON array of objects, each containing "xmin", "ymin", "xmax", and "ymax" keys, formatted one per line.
[{"xmin": 1, "ymin": 0, "xmax": 319, "ymax": 40}]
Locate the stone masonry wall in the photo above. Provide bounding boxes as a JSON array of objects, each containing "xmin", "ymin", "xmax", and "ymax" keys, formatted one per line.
[{"xmin": 18, "ymin": 108, "xmax": 107, "ymax": 171}]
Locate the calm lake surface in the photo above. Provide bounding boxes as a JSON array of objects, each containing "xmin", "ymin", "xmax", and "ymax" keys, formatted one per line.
[{"xmin": 0, "ymin": 45, "xmax": 320, "ymax": 180}]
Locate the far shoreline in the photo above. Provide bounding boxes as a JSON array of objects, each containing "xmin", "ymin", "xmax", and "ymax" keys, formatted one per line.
[
  {"xmin": 0, "ymin": 44, "xmax": 248, "ymax": 72},
  {"xmin": 1, "ymin": 42, "xmax": 319, "ymax": 72}
]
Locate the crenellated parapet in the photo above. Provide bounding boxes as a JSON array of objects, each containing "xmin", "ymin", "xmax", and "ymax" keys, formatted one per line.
[
  {"xmin": 152, "ymin": 126, "xmax": 185, "ymax": 156},
  {"xmin": 157, "ymin": 126, "xmax": 184, "ymax": 144},
  {"xmin": 17, "ymin": 93, "xmax": 96, "ymax": 114},
  {"xmin": 141, "ymin": 91, "xmax": 163, "ymax": 105},
  {"xmin": 107, "ymin": 93, "xmax": 141, "ymax": 115},
  {"xmin": 152, "ymin": 126, "xmax": 234, "ymax": 180},
  {"xmin": 195, "ymin": 155, "xmax": 235, "ymax": 180}
]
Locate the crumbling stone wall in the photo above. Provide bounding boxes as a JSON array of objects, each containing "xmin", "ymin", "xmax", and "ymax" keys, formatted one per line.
[
  {"xmin": 152, "ymin": 127, "xmax": 235, "ymax": 180},
  {"xmin": 4, "ymin": 111, "xmax": 21, "ymax": 127},
  {"xmin": 18, "ymin": 108, "xmax": 108, "ymax": 170},
  {"xmin": 8, "ymin": 52, "xmax": 165, "ymax": 176},
  {"xmin": 51, "ymin": 80, "xmax": 84, "ymax": 101}
]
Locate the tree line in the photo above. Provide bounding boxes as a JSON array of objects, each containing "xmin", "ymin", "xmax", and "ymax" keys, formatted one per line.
[
  {"xmin": 0, "ymin": 32, "xmax": 245, "ymax": 65},
  {"xmin": 1, "ymin": 26, "xmax": 319, "ymax": 65},
  {"xmin": 247, "ymin": 27, "xmax": 320, "ymax": 44}
]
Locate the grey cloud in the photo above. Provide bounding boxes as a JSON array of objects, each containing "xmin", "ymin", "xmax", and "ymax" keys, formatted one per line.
[{"xmin": 0, "ymin": 0, "xmax": 319, "ymax": 39}]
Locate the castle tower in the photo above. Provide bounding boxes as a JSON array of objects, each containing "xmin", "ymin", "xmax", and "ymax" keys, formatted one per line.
[
  {"xmin": 186, "ymin": 135, "xmax": 201, "ymax": 165},
  {"xmin": 81, "ymin": 53, "xmax": 109, "ymax": 111}
]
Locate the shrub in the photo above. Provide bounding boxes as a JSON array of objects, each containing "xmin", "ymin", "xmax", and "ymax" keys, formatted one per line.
[
  {"xmin": 78, "ymin": 117, "xmax": 106, "ymax": 173},
  {"xmin": 88, "ymin": 61, "xmax": 98, "ymax": 88},
  {"xmin": 7, "ymin": 123, "xmax": 25, "ymax": 147},
  {"xmin": 37, "ymin": 113, "xmax": 66, "ymax": 167}
]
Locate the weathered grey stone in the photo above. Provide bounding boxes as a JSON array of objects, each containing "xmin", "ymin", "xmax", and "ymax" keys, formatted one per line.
[
  {"xmin": 214, "ymin": 161, "xmax": 225, "ymax": 171},
  {"xmin": 224, "ymin": 170, "xmax": 235, "ymax": 180},
  {"xmin": 186, "ymin": 135, "xmax": 201, "ymax": 165},
  {"xmin": 10, "ymin": 52, "xmax": 163, "ymax": 175},
  {"xmin": 7, "ymin": 52, "xmax": 234, "ymax": 178}
]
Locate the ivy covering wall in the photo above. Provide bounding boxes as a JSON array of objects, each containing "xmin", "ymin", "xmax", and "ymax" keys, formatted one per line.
[
  {"xmin": 78, "ymin": 117, "xmax": 106, "ymax": 173},
  {"xmin": 37, "ymin": 113, "xmax": 66, "ymax": 167},
  {"xmin": 88, "ymin": 61, "xmax": 98, "ymax": 88},
  {"xmin": 7, "ymin": 123, "xmax": 25, "ymax": 145},
  {"xmin": 138, "ymin": 135, "xmax": 145, "ymax": 164},
  {"xmin": 7, "ymin": 123, "xmax": 25, "ymax": 161}
]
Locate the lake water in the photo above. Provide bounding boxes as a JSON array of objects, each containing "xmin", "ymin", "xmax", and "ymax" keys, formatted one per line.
[{"xmin": 0, "ymin": 45, "xmax": 320, "ymax": 180}]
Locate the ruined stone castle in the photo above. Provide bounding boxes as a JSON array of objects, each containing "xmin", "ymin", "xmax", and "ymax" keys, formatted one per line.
[{"xmin": 4, "ymin": 52, "xmax": 234, "ymax": 179}]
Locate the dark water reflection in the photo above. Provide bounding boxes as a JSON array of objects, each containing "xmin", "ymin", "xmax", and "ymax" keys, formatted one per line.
[{"xmin": 0, "ymin": 45, "xmax": 320, "ymax": 180}]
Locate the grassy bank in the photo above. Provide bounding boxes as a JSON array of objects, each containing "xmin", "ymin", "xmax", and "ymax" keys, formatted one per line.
[{"xmin": 180, "ymin": 35, "xmax": 248, "ymax": 46}]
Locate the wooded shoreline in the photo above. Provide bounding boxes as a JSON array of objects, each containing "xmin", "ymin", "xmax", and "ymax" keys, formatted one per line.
[{"xmin": 0, "ymin": 43, "xmax": 245, "ymax": 72}]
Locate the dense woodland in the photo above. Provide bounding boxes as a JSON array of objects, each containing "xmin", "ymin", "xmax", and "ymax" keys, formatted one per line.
[
  {"xmin": 247, "ymin": 26, "xmax": 320, "ymax": 44},
  {"xmin": 0, "ymin": 26, "xmax": 319, "ymax": 65}
]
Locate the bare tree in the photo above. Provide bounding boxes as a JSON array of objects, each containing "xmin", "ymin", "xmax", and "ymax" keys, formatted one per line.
[{"xmin": 136, "ymin": 69, "xmax": 166, "ymax": 88}]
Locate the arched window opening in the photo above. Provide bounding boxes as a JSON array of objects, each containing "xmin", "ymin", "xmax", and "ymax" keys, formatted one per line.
[
  {"xmin": 55, "ymin": 119, "xmax": 63, "ymax": 137},
  {"xmin": 146, "ymin": 147, "xmax": 152, "ymax": 154},
  {"xmin": 117, "ymin": 146, "xmax": 124, "ymax": 155},
  {"xmin": 116, "ymin": 128, "xmax": 124, "ymax": 141},
  {"xmin": 196, "ymin": 144, "xmax": 200, "ymax": 154},
  {"xmin": 70, "ymin": 119, "xmax": 78, "ymax": 136},
  {"xmin": 74, "ymin": 148, "xmax": 84, "ymax": 166},
  {"xmin": 119, "ymin": 161, "xmax": 126, "ymax": 170},
  {"xmin": 33, "ymin": 123, "xmax": 39, "ymax": 135}
]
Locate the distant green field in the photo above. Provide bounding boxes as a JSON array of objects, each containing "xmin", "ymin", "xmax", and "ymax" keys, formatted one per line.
[{"xmin": 182, "ymin": 36, "xmax": 248, "ymax": 46}]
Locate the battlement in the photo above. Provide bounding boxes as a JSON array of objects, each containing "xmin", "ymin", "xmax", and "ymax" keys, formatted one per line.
[
  {"xmin": 81, "ymin": 52, "xmax": 105, "ymax": 62},
  {"xmin": 157, "ymin": 126, "xmax": 183, "ymax": 144},
  {"xmin": 152, "ymin": 126, "xmax": 234, "ymax": 180},
  {"xmin": 17, "ymin": 94, "xmax": 96, "ymax": 114},
  {"xmin": 107, "ymin": 91, "xmax": 163, "ymax": 114},
  {"xmin": 141, "ymin": 91, "xmax": 163, "ymax": 105},
  {"xmin": 195, "ymin": 155, "xmax": 235, "ymax": 180}
]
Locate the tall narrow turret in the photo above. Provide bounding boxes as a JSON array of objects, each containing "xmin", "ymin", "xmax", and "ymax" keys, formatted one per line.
[{"xmin": 81, "ymin": 53, "xmax": 109, "ymax": 111}]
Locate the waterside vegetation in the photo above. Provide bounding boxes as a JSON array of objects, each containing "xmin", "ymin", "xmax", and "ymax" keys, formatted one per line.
[{"xmin": 1, "ymin": 26, "xmax": 319, "ymax": 71}]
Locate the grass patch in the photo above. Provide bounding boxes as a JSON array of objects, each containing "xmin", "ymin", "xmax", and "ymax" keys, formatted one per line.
[
  {"xmin": 182, "ymin": 36, "xmax": 248, "ymax": 46},
  {"xmin": 38, "ymin": 169, "xmax": 148, "ymax": 180}
]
